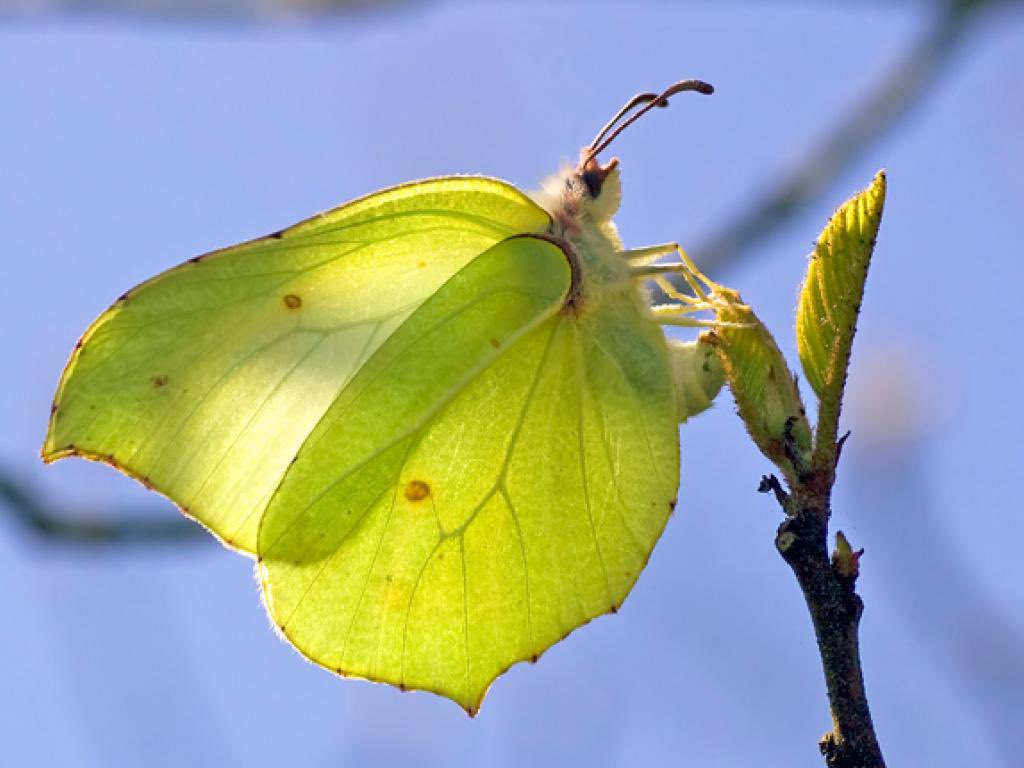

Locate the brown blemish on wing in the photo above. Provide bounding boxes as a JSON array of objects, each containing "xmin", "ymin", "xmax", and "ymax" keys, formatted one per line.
[
  {"xmin": 404, "ymin": 479, "xmax": 430, "ymax": 502},
  {"xmin": 151, "ymin": 374, "xmax": 169, "ymax": 388},
  {"xmin": 283, "ymin": 294, "xmax": 302, "ymax": 309},
  {"xmin": 489, "ymin": 338, "xmax": 501, "ymax": 349}
]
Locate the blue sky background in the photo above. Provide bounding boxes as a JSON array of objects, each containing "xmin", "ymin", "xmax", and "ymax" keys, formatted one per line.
[{"xmin": 2, "ymin": 2, "xmax": 1022, "ymax": 766}]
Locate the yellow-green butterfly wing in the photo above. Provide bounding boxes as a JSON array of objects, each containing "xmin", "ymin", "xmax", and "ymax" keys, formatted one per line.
[
  {"xmin": 44, "ymin": 168, "xmax": 706, "ymax": 713},
  {"xmin": 257, "ymin": 235, "xmax": 681, "ymax": 713},
  {"xmin": 43, "ymin": 177, "xmax": 549, "ymax": 553},
  {"xmin": 43, "ymin": 76, "xmax": 732, "ymax": 715}
]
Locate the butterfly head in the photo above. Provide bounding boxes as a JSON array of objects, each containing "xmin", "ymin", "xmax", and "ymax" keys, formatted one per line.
[
  {"xmin": 577, "ymin": 151, "xmax": 622, "ymax": 223},
  {"xmin": 536, "ymin": 80, "xmax": 712, "ymax": 251},
  {"xmin": 573, "ymin": 79, "xmax": 712, "ymax": 223}
]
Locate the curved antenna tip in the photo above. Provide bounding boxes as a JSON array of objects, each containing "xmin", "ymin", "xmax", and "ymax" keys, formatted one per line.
[
  {"xmin": 585, "ymin": 79, "xmax": 716, "ymax": 162},
  {"xmin": 666, "ymin": 79, "xmax": 714, "ymax": 97}
]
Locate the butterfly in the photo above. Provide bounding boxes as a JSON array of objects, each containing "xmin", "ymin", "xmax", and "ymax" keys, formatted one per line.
[{"xmin": 43, "ymin": 80, "xmax": 729, "ymax": 715}]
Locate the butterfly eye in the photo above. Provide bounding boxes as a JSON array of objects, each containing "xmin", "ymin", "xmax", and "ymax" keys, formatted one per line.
[
  {"xmin": 581, "ymin": 168, "xmax": 603, "ymax": 198},
  {"xmin": 577, "ymin": 155, "xmax": 618, "ymax": 198}
]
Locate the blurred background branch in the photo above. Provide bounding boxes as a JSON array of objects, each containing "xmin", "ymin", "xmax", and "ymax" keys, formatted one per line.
[
  {"xmin": 2, "ymin": 0, "xmax": 1007, "ymax": 544},
  {"xmin": 0, "ymin": 469, "xmax": 205, "ymax": 545},
  {"xmin": 694, "ymin": 0, "xmax": 999, "ymax": 275},
  {"xmin": 0, "ymin": 0, "xmax": 1011, "ymax": 22},
  {"xmin": 0, "ymin": 0, "xmax": 409, "ymax": 20}
]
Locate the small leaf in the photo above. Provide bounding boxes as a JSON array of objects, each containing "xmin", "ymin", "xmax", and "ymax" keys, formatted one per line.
[
  {"xmin": 708, "ymin": 289, "xmax": 812, "ymax": 485},
  {"xmin": 797, "ymin": 171, "xmax": 886, "ymax": 406}
]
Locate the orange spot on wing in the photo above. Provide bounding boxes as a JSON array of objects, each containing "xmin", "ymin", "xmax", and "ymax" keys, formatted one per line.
[{"xmin": 404, "ymin": 479, "xmax": 430, "ymax": 502}]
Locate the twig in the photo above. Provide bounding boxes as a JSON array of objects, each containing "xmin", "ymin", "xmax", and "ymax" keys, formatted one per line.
[
  {"xmin": 773, "ymin": 485, "xmax": 884, "ymax": 767},
  {"xmin": 764, "ymin": 358, "xmax": 880, "ymax": 765}
]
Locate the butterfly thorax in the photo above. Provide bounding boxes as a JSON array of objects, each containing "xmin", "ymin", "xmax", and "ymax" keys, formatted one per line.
[{"xmin": 534, "ymin": 153, "xmax": 637, "ymax": 315}]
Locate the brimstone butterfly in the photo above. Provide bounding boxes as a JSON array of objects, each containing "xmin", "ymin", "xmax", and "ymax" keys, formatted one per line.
[{"xmin": 43, "ymin": 80, "xmax": 728, "ymax": 714}]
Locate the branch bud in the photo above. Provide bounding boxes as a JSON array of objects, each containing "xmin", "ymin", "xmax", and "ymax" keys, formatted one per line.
[
  {"xmin": 831, "ymin": 530, "xmax": 863, "ymax": 580},
  {"xmin": 707, "ymin": 288, "xmax": 812, "ymax": 486}
]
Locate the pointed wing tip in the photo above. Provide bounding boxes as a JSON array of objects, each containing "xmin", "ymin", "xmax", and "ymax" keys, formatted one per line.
[
  {"xmin": 37, "ymin": 442, "xmax": 258, "ymax": 556},
  {"xmin": 40, "ymin": 429, "xmax": 76, "ymax": 463},
  {"xmin": 40, "ymin": 448, "xmax": 65, "ymax": 465}
]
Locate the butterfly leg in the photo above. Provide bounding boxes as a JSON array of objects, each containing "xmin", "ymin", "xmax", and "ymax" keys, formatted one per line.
[
  {"xmin": 629, "ymin": 244, "xmax": 753, "ymax": 329},
  {"xmin": 630, "ymin": 244, "xmax": 727, "ymax": 295},
  {"xmin": 618, "ymin": 242, "xmax": 678, "ymax": 265},
  {"xmin": 648, "ymin": 305, "xmax": 753, "ymax": 329}
]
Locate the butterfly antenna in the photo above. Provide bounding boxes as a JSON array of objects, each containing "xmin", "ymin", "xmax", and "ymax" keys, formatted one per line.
[
  {"xmin": 586, "ymin": 79, "xmax": 714, "ymax": 163},
  {"xmin": 587, "ymin": 91, "xmax": 666, "ymax": 153}
]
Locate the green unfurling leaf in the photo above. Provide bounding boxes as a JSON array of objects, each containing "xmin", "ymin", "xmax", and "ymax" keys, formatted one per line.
[{"xmin": 797, "ymin": 171, "xmax": 886, "ymax": 409}]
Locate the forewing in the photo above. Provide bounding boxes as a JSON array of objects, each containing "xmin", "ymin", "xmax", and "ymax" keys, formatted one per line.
[
  {"xmin": 258, "ymin": 257, "xmax": 680, "ymax": 714},
  {"xmin": 43, "ymin": 177, "xmax": 550, "ymax": 553}
]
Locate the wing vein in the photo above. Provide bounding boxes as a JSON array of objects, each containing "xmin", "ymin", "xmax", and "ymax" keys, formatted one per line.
[
  {"xmin": 460, "ymin": 537, "xmax": 471, "ymax": 689},
  {"xmin": 222, "ymin": 320, "xmax": 385, "ymax": 544},
  {"xmin": 574, "ymin": 325, "xmax": 612, "ymax": 607},
  {"xmin": 185, "ymin": 331, "xmax": 329, "ymax": 509},
  {"xmin": 261, "ymin": 287, "xmax": 561, "ymax": 554},
  {"xmin": 500, "ymin": 487, "xmax": 535, "ymax": 657},
  {"xmin": 129, "ymin": 329, "xmax": 298, "ymax": 473},
  {"xmin": 337, "ymin": 441, "xmax": 413, "ymax": 665},
  {"xmin": 278, "ymin": 479, "xmax": 398, "ymax": 632},
  {"xmin": 579, "ymin": 325, "xmax": 664, "ymax": 487}
]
